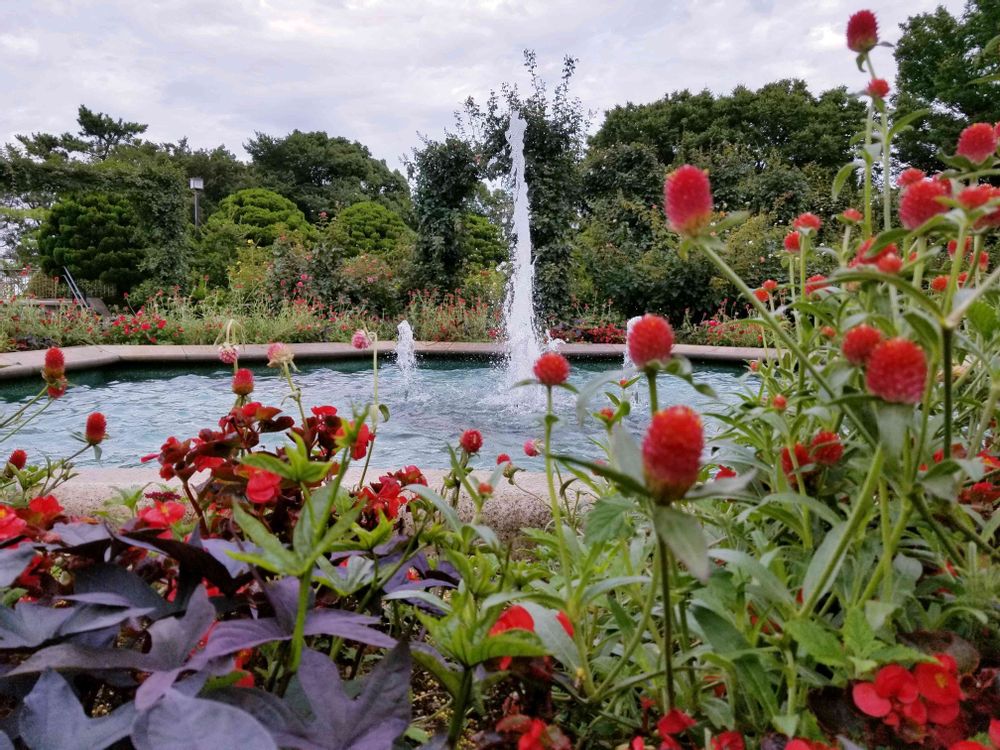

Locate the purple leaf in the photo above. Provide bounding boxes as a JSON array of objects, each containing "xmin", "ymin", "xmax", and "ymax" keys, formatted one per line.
[
  {"xmin": 19, "ymin": 671, "xmax": 137, "ymax": 750},
  {"xmin": 131, "ymin": 689, "xmax": 278, "ymax": 750},
  {"xmin": 0, "ymin": 546, "xmax": 35, "ymax": 588}
]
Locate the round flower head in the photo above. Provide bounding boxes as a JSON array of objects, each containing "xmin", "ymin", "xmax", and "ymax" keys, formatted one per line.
[
  {"xmin": 846, "ymin": 10, "xmax": 878, "ymax": 53},
  {"xmin": 533, "ymin": 351, "xmax": 570, "ymax": 386},
  {"xmin": 899, "ymin": 179, "xmax": 949, "ymax": 230},
  {"xmin": 856, "ymin": 238, "xmax": 898, "ymax": 265},
  {"xmin": 762, "ymin": 279, "xmax": 778, "ymax": 291},
  {"xmin": 805, "ymin": 275, "xmax": 828, "ymax": 297},
  {"xmin": 866, "ymin": 338, "xmax": 927, "ymax": 404},
  {"xmin": 842, "ymin": 324, "xmax": 883, "ymax": 366},
  {"xmin": 877, "ymin": 252, "xmax": 902, "ymax": 274},
  {"xmin": 523, "ymin": 439, "xmax": 540, "ymax": 457},
  {"xmin": 663, "ymin": 165, "xmax": 713, "ymax": 237},
  {"xmin": 956, "ymin": 122, "xmax": 998, "ymax": 164},
  {"xmin": 753, "ymin": 287, "xmax": 770, "ymax": 303},
  {"xmin": 628, "ymin": 314, "xmax": 675, "ymax": 369},
  {"xmin": 897, "ymin": 168, "xmax": 926, "ymax": 188},
  {"xmin": 266, "ymin": 342, "xmax": 294, "ymax": 368},
  {"xmin": 958, "ymin": 184, "xmax": 993, "ymax": 210},
  {"xmin": 930, "ymin": 274, "xmax": 949, "ymax": 292},
  {"xmin": 642, "ymin": 405, "xmax": 703, "ymax": 503},
  {"xmin": 85, "ymin": 412, "xmax": 107, "ymax": 445},
  {"xmin": 232, "ymin": 368, "xmax": 255, "ymax": 396},
  {"xmin": 496, "ymin": 453, "xmax": 511, "ymax": 465},
  {"xmin": 781, "ymin": 443, "xmax": 812, "ymax": 480},
  {"xmin": 810, "ymin": 431, "xmax": 844, "ymax": 465},
  {"xmin": 459, "ymin": 429, "xmax": 483, "ymax": 454},
  {"xmin": 783, "ymin": 232, "xmax": 801, "ymax": 253},
  {"xmin": 841, "ymin": 208, "xmax": 863, "ymax": 222},
  {"xmin": 866, "ymin": 78, "xmax": 889, "ymax": 99},
  {"xmin": 792, "ymin": 212, "xmax": 821, "ymax": 232},
  {"xmin": 351, "ymin": 330, "xmax": 372, "ymax": 350},
  {"xmin": 218, "ymin": 344, "xmax": 239, "ymax": 365},
  {"xmin": 7, "ymin": 449, "xmax": 27, "ymax": 471},
  {"xmin": 44, "ymin": 346, "xmax": 65, "ymax": 374}
]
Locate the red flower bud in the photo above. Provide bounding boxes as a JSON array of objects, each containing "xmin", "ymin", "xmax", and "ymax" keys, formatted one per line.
[
  {"xmin": 232, "ymin": 368, "xmax": 255, "ymax": 396},
  {"xmin": 956, "ymin": 122, "xmax": 998, "ymax": 164},
  {"xmin": 627, "ymin": 314, "xmax": 674, "ymax": 369},
  {"xmin": 642, "ymin": 406, "xmax": 703, "ymax": 503},
  {"xmin": 663, "ymin": 165, "xmax": 713, "ymax": 237},
  {"xmin": 85, "ymin": 412, "xmax": 107, "ymax": 445},
  {"xmin": 459, "ymin": 429, "xmax": 483, "ymax": 454},
  {"xmin": 899, "ymin": 179, "xmax": 949, "ymax": 230},
  {"xmin": 533, "ymin": 351, "xmax": 570, "ymax": 386},
  {"xmin": 846, "ymin": 10, "xmax": 878, "ymax": 53},
  {"xmin": 866, "ymin": 78, "xmax": 889, "ymax": 99},
  {"xmin": 866, "ymin": 338, "xmax": 927, "ymax": 404}
]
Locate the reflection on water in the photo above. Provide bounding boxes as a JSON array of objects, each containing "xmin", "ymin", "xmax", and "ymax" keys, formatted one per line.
[{"xmin": 0, "ymin": 358, "xmax": 751, "ymax": 469}]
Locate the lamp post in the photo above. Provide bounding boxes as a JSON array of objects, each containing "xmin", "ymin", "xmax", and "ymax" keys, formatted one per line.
[{"xmin": 189, "ymin": 177, "xmax": 204, "ymax": 227}]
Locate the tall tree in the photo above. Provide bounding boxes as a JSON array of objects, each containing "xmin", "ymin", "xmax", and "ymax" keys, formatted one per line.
[
  {"xmin": 245, "ymin": 130, "xmax": 410, "ymax": 221},
  {"xmin": 894, "ymin": 0, "xmax": 1000, "ymax": 171},
  {"xmin": 15, "ymin": 105, "xmax": 147, "ymax": 163}
]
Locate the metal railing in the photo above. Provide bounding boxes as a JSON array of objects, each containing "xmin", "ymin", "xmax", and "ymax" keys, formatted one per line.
[{"xmin": 62, "ymin": 267, "xmax": 90, "ymax": 309}]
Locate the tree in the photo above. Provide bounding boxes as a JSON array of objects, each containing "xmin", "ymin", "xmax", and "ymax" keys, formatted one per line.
[
  {"xmin": 409, "ymin": 137, "xmax": 482, "ymax": 288},
  {"xmin": 197, "ymin": 188, "xmax": 314, "ymax": 286},
  {"xmin": 36, "ymin": 192, "xmax": 146, "ymax": 293},
  {"xmin": 16, "ymin": 105, "xmax": 147, "ymax": 163},
  {"xmin": 163, "ymin": 140, "xmax": 250, "ymax": 220},
  {"xmin": 327, "ymin": 201, "xmax": 415, "ymax": 259},
  {"xmin": 894, "ymin": 0, "xmax": 1000, "ymax": 171},
  {"xmin": 245, "ymin": 130, "xmax": 410, "ymax": 221}
]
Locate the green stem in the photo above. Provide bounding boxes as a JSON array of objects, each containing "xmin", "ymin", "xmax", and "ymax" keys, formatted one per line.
[
  {"xmin": 970, "ymin": 382, "xmax": 1000, "ymax": 453},
  {"xmin": 862, "ymin": 102, "xmax": 875, "ymax": 238},
  {"xmin": 288, "ymin": 572, "xmax": 313, "ymax": 673},
  {"xmin": 942, "ymin": 325, "xmax": 954, "ymax": 459},
  {"xmin": 646, "ymin": 370, "xmax": 659, "ymax": 413},
  {"xmin": 799, "ymin": 445, "xmax": 884, "ymax": 618},
  {"xmin": 656, "ymin": 536, "xmax": 675, "ymax": 711},
  {"xmin": 908, "ymin": 490, "xmax": 966, "ymax": 568},
  {"xmin": 878, "ymin": 480, "xmax": 893, "ymax": 600},
  {"xmin": 592, "ymin": 567, "xmax": 657, "ymax": 700},
  {"xmin": 447, "ymin": 668, "xmax": 473, "ymax": 748}
]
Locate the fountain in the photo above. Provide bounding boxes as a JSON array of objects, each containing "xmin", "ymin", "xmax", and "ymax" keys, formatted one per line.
[
  {"xmin": 396, "ymin": 320, "xmax": 417, "ymax": 392},
  {"xmin": 501, "ymin": 112, "xmax": 543, "ymax": 397},
  {"xmin": 623, "ymin": 316, "xmax": 642, "ymax": 371}
]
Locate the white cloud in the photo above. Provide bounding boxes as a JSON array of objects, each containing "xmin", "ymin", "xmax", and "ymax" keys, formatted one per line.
[{"xmin": 0, "ymin": 0, "xmax": 968, "ymax": 172}]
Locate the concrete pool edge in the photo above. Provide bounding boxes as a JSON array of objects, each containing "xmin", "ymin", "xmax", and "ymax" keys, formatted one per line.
[
  {"xmin": 0, "ymin": 341, "xmax": 767, "ymax": 381},
  {"xmin": 54, "ymin": 467, "xmax": 557, "ymax": 542}
]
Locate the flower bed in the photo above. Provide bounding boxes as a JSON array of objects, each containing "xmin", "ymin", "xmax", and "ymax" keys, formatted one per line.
[{"xmin": 2, "ymin": 8, "xmax": 1000, "ymax": 750}]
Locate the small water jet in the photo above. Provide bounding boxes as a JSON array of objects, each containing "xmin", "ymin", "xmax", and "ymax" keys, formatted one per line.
[{"xmin": 396, "ymin": 320, "xmax": 417, "ymax": 392}]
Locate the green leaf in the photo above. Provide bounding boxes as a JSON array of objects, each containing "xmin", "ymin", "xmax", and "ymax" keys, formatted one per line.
[
  {"xmin": 710, "ymin": 549, "xmax": 793, "ymax": 607},
  {"xmin": 575, "ymin": 370, "xmax": 624, "ymax": 425},
  {"xmin": 230, "ymin": 502, "xmax": 302, "ymax": 575},
  {"xmin": 967, "ymin": 300, "xmax": 998, "ymax": 340},
  {"xmin": 411, "ymin": 649, "xmax": 462, "ymax": 699},
  {"xmin": 584, "ymin": 495, "xmax": 634, "ymax": 543},
  {"xmin": 240, "ymin": 453, "xmax": 295, "ymax": 480},
  {"xmin": 887, "ymin": 108, "xmax": 929, "ymax": 142},
  {"xmin": 832, "ymin": 162, "xmax": 859, "ymax": 200},
  {"xmin": 520, "ymin": 603, "xmax": 580, "ymax": 673},
  {"xmin": 581, "ymin": 576, "xmax": 650, "ymax": 607},
  {"xmin": 651, "ymin": 505, "xmax": 709, "ymax": 583},
  {"xmin": 554, "ymin": 455, "xmax": 648, "ymax": 497},
  {"xmin": 842, "ymin": 608, "xmax": 875, "ymax": 658},
  {"xmin": 407, "ymin": 484, "xmax": 462, "ymax": 532},
  {"xmin": 786, "ymin": 619, "xmax": 847, "ymax": 667},
  {"xmin": 802, "ymin": 522, "xmax": 847, "ymax": 604},
  {"xmin": 611, "ymin": 424, "xmax": 644, "ymax": 487}
]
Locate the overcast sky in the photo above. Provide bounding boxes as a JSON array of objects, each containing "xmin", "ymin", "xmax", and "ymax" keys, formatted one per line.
[{"xmin": 0, "ymin": 0, "xmax": 966, "ymax": 173}]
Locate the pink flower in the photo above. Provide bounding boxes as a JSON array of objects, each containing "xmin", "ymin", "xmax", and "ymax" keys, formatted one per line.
[
  {"xmin": 956, "ymin": 122, "xmax": 998, "ymax": 164},
  {"xmin": 351, "ymin": 330, "xmax": 372, "ymax": 349},
  {"xmin": 266, "ymin": 342, "xmax": 294, "ymax": 368}
]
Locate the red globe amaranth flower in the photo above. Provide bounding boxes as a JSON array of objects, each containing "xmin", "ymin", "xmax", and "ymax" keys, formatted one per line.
[
  {"xmin": 781, "ymin": 443, "xmax": 812, "ymax": 479},
  {"xmin": 856, "ymin": 238, "xmax": 898, "ymax": 265},
  {"xmin": 846, "ymin": 9, "xmax": 878, "ymax": 52},
  {"xmin": 976, "ymin": 186, "xmax": 1000, "ymax": 228},
  {"xmin": 663, "ymin": 165, "xmax": 713, "ymax": 237},
  {"xmin": 266, "ymin": 342, "xmax": 294, "ymax": 368},
  {"xmin": 496, "ymin": 453, "xmax": 511, "ymax": 465},
  {"xmin": 877, "ymin": 253, "xmax": 902, "ymax": 274},
  {"xmin": 84, "ymin": 412, "xmax": 107, "ymax": 445},
  {"xmin": 245, "ymin": 467, "xmax": 282, "ymax": 504},
  {"xmin": 43, "ymin": 346, "xmax": 65, "ymax": 377},
  {"xmin": 762, "ymin": 279, "xmax": 778, "ymax": 291},
  {"xmin": 232, "ymin": 368, "xmax": 254, "ymax": 396},
  {"xmin": 715, "ymin": 466, "xmax": 737, "ymax": 480},
  {"xmin": 478, "ymin": 482, "xmax": 493, "ymax": 496},
  {"xmin": 899, "ymin": 179, "xmax": 950, "ymax": 229},
  {"xmin": 642, "ymin": 406, "xmax": 703, "ymax": 503},
  {"xmin": 810, "ymin": 431, "xmax": 844, "ymax": 465},
  {"xmin": 805, "ymin": 275, "xmax": 828, "ymax": 297},
  {"xmin": 783, "ymin": 232, "xmax": 801, "ymax": 253},
  {"xmin": 533, "ymin": 351, "xmax": 570, "ymax": 386},
  {"xmin": 0, "ymin": 504, "xmax": 28, "ymax": 541},
  {"xmin": 792, "ymin": 212, "xmax": 822, "ymax": 232},
  {"xmin": 930, "ymin": 275, "xmax": 949, "ymax": 292},
  {"xmin": 958, "ymin": 184, "xmax": 993, "ymax": 210},
  {"xmin": 771, "ymin": 394, "xmax": 787, "ymax": 411},
  {"xmin": 842, "ymin": 208, "xmax": 863, "ymax": 222},
  {"xmin": 351, "ymin": 330, "xmax": 371, "ymax": 349},
  {"xmin": 753, "ymin": 287, "xmax": 770, "ymax": 303},
  {"xmin": 898, "ymin": 168, "xmax": 926, "ymax": 188},
  {"xmin": 866, "ymin": 338, "xmax": 927, "ymax": 404},
  {"xmin": 956, "ymin": 123, "xmax": 998, "ymax": 164},
  {"xmin": 820, "ymin": 325, "xmax": 836, "ymax": 338},
  {"xmin": 712, "ymin": 732, "xmax": 745, "ymax": 750},
  {"xmin": 627, "ymin": 314, "xmax": 675, "ymax": 369},
  {"xmin": 6, "ymin": 449, "xmax": 27, "ymax": 471},
  {"xmin": 460, "ymin": 429, "xmax": 483, "ymax": 454},
  {"xmin": 523, "ymin": 439, "xmax": 540, "ymax": 457},
  {"xmin": 218, "ymin": 344, "xmax": 239, "ymax": 364},
  {"xmin": 866, "ymin": 78, "xmax": 889, "ymax": 99}
]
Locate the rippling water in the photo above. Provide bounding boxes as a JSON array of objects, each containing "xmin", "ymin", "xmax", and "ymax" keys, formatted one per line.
[{"xmin": 0, "ymin": 357, "xmax": 751, "ymax": 469}]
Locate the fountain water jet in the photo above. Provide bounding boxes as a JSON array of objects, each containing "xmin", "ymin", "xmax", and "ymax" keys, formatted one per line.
[
  {"xmin": 501, "ymin": 112, "xmax": 543, "ymax": 400},
  {"xmin": 396, "ymin": 320, "xmax": 417, "ymax": 393}
]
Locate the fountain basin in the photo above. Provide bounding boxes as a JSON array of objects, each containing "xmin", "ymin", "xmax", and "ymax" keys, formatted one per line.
[{"xmin": 1, "ymin": 354, "xmax": 750, "ymax": 469}]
